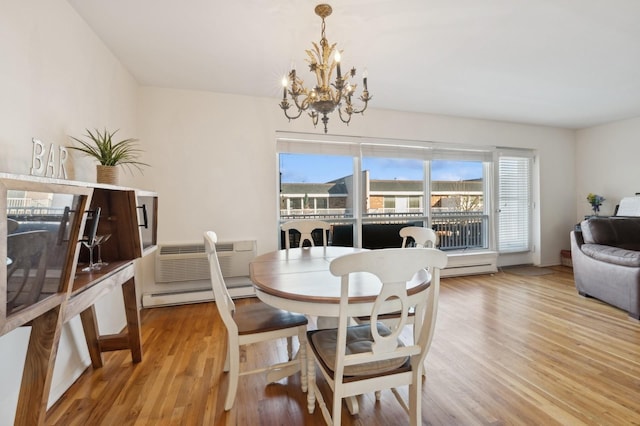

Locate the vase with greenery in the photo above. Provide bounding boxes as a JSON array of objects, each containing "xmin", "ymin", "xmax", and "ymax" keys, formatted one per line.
[
  {"xmin": 586, "ymin": 193, "xmax": 605, "ymax": 215},
  {"xmin": 69, "ymin": 128, "xmax": 149, "ymax": 185}
]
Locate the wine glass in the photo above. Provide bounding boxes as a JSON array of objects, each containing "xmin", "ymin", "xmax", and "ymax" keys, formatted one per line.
[
  {"xmin": 81, "ymin": 235, "xmax": 103, "ymax": 272},
  {"xmin": 95, "ymin": 234, "xmax": 112, "ymax": 268}
]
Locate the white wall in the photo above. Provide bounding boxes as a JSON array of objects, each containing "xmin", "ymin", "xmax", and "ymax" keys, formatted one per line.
[
  {"xmin": 576, "ymin": 117, "xmax": 640, "ymax": 217},
  {"xmin": 0, "ymin": 1, "xmax": 139, "ymax": 423},
  {"xmin": 136, "ymin": 87, "xmax": 576, "ymax": 267}
]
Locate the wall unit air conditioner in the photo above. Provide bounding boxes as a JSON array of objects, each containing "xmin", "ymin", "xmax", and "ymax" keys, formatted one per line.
[{"xmin": 142, "ymin": 240, "xmax": 256, "ymax": 307}]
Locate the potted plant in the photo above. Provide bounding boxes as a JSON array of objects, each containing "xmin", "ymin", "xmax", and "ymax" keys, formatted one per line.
[{"xmin": 68, "ymin": 128, "xmax": 149, "ymax": 185}]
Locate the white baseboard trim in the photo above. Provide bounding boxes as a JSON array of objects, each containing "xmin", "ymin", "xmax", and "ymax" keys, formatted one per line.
[{"xmin": 142, "ymin": 277, "xmax": 255, "ymax": 308}]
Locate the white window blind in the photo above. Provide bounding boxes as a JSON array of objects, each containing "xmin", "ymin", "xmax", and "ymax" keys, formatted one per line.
[{"xmin": 498, "ymin": 155, "xmax": 531, "ymax": 253}]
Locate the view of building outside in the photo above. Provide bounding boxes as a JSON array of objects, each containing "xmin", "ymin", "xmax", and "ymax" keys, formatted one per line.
[
  {"xmin": 279, "ymin": 153, "xmax": 487, "ymax": 250},
  {"xmin": 279, "ymin": 153, "xmax": 354, "ymax": 219},
  {"xmin": 362, "ymin": 156, "xmax": 424, "ymax": 220},
  {"xmin": 430, "ymin": 160, "xmax": 485, "ymax": 250}
]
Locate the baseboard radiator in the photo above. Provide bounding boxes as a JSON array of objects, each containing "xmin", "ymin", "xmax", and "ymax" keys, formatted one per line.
[
  {"xmin": 142, "ymin": 240, "xmax": 256, "ymax": 307},
  {"xmin": 441, "ymin": 250, "xmax": 498, "ymax": 277}
]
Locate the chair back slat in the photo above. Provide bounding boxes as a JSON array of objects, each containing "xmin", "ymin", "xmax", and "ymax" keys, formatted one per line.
[
  {"xmin": 370, "ymin": 280, "xmax": 409, "ymax": 353},
  {"xmin": 400, "ymin": 226, "xmax": 438, "ymax": 248},
  {"xmin": 281, "ymin": 220, "xmax": 330, "ymax": 249}
]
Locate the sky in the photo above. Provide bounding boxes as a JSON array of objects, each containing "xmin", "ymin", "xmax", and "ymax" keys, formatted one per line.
[{"xmin": 280, "ymin": 153, "xmax": 483, "ymax": 183}]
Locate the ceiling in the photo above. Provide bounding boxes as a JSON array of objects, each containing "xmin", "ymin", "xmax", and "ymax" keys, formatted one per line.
[{"xmin": 67, "ymin": 0, "xmax": 640, "ymax": 129}]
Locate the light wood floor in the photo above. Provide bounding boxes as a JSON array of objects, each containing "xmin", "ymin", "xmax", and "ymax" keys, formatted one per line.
[{"xmin": 46, "ymin": 266, "xmax": 640, "ymax": 425}]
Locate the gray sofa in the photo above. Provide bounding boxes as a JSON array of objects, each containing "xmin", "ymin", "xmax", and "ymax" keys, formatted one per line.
[{"xmin": 570, "ymin": 217, "xmax": 640, "ymax": 319}]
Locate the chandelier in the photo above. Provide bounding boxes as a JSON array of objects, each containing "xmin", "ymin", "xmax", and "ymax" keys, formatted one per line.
[{"xmin": 279, "ymin": 4, "xmax": 371, "ymax": 134}]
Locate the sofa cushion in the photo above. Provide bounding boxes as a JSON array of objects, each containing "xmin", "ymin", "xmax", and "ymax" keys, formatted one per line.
[
  {"xmin": 581, "ymin": 218, "xmax": 618, "ymax": 245},
  {"xmin": 581, "ymin": 244, "xmax": 640, "ymax": 267},
  {"xmin": 581, "ymin": 217, "xmax": 640, "ymax": 246},
  {"xmin": 618, "ymin": 243, "xmax": 640, "ymax": 251}
]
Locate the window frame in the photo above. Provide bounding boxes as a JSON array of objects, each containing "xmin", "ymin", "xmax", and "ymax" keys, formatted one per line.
[{"xmin": 276, "ymin": 132, "xmax": 534, "ymax": 254}]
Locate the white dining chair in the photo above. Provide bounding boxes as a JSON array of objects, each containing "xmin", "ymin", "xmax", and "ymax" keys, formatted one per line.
[
  {"xmin": 204, "ymin": 231, "xmax": 308, "ymax": 411},
  {"xmin": 281, "ymin": 220, "xmax": 331, "ymax": 249},
  {"xmin": 306, "ymin": 248, "xmax": 448, "ymax": 425},
  {"xmin": 400, "ymin": 226, "xmax": 438, "ymax": 248},
  {"xmin": 357, "ymin": 226, "xmax": 440, "ymax": 378},
  {"xmin": 357, "ymin": 226, "xmax": 438, "ymax": 324}
]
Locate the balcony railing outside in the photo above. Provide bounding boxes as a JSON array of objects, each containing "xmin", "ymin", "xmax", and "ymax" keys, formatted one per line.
[
  {"xmin": 280, "ymin": 209, "xmax": 488, "ymax": 250},
  {"xmin": 431, "ymin": 211, "xmax": 487, "ymax": 250}
]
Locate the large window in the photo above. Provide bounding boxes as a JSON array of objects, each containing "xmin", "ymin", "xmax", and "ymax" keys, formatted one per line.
[{"xmin": 277, "ymin": 135, "xmax": 533, "ymax": 254}]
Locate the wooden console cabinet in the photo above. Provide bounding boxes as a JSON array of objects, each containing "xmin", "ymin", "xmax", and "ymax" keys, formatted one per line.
[{"xmin": 1, "ymin": 173, "xmax": 157, "ymax": 426}]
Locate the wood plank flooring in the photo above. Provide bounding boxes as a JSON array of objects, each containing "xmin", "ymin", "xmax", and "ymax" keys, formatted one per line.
[{"xmin": 46, "ymin": 266, "xmax": 640, "ymax": 425}]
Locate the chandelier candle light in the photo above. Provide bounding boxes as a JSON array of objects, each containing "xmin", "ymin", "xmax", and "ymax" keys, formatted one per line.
[{"xmin": 280, "ymin": 4, "xmax": 371, "ymax": 134}]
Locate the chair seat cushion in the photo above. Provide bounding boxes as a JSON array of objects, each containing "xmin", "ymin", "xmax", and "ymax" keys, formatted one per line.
[
  {"xmin": 234, "ymin": 301, "xmax": 307, "ymax": 335},
  {"xmin": 581, "ymin": 244, "xmax": 640, "ymax": 267},
  {"xmin": 308, "ymin": 323, "xmax": 409, "ymax": 378}
]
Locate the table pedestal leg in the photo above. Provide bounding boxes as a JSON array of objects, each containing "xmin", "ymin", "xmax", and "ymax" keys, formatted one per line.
[
  {"xmin": 316, "ymin": 316, "xmax": 338, "ymax": 329},
  {"xmin": 345, "ymin": 396, "xmax": 359, "ymax": 415}
]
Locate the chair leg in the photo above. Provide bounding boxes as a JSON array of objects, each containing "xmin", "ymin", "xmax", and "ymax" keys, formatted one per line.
[
  {"xmin": 409, "ymin": 372, "xmax": 422, "ymax": 426},
  {"xmin": 299, "ymin": 329, "xmax": 308, "ymax": 392},
  {"xmin": 307, "ymin": 344, "xmax": 316, "ymax": 414},
  {"xmin": 309, "ymin": 351, "xmax": 332, "ymax": 424},
  {"xmin": 332, "ymin": 393, "xmax": 342, "ymax": 426},
  {"xmin": 287, "ymin": 336, "xmax": 293, "ymax": 360},
  {"xmin": 224, "ymin": 342, "xmax": 240, "ymax": 411}
]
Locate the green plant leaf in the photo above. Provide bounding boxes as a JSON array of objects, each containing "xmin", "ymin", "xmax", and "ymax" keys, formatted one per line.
[{"xmin": 68, "ymin": 128, "xmax": 150, "ymax": 174}]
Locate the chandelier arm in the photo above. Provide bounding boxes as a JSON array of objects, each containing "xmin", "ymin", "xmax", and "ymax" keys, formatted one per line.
[
  {"xmin": 349, "ymin": 103, "xmax": 369, "ymax": 115},
  {"xmin": 280, "ymin": 90, "xmax": 306, "ymax": 120},
  {"xmin": 346, "ymin": 93, "xmax": 372, "ymax": 115},
  {"xmin": 282, "ymin": 105, "xmax": 304, "ymax": 120},
  {"xmin": 291, "ymin": 93, "xmax": 311, "ymax": 113},
  {"xmin": 309, "ymin": 112, "xmax": 319, "ymax": 129},
  {"xmin": 337, "ymin": 107, "xmax": 352, "ymax": 125}
]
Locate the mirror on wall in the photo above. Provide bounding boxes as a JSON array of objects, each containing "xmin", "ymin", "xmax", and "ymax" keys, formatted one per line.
[{"xmin": 6, "ymin": 190, "xmax": 82, "ymax": 316}]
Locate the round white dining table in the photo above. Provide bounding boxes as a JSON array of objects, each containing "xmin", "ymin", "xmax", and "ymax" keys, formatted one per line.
[{"xmin": 250, "ymin": 245, "xmax": 431, "ymax": 318}]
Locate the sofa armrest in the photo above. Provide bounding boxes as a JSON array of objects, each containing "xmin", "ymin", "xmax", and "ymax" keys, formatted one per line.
[{"xmin": 572, "ymin": 230, "xmax": 584, "ymax": 247}]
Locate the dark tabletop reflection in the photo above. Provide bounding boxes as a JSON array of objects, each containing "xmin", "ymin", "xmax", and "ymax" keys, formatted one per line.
[{"xmin": 6, "ymin": 190, "xmax": 80, "ymax": 315}]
